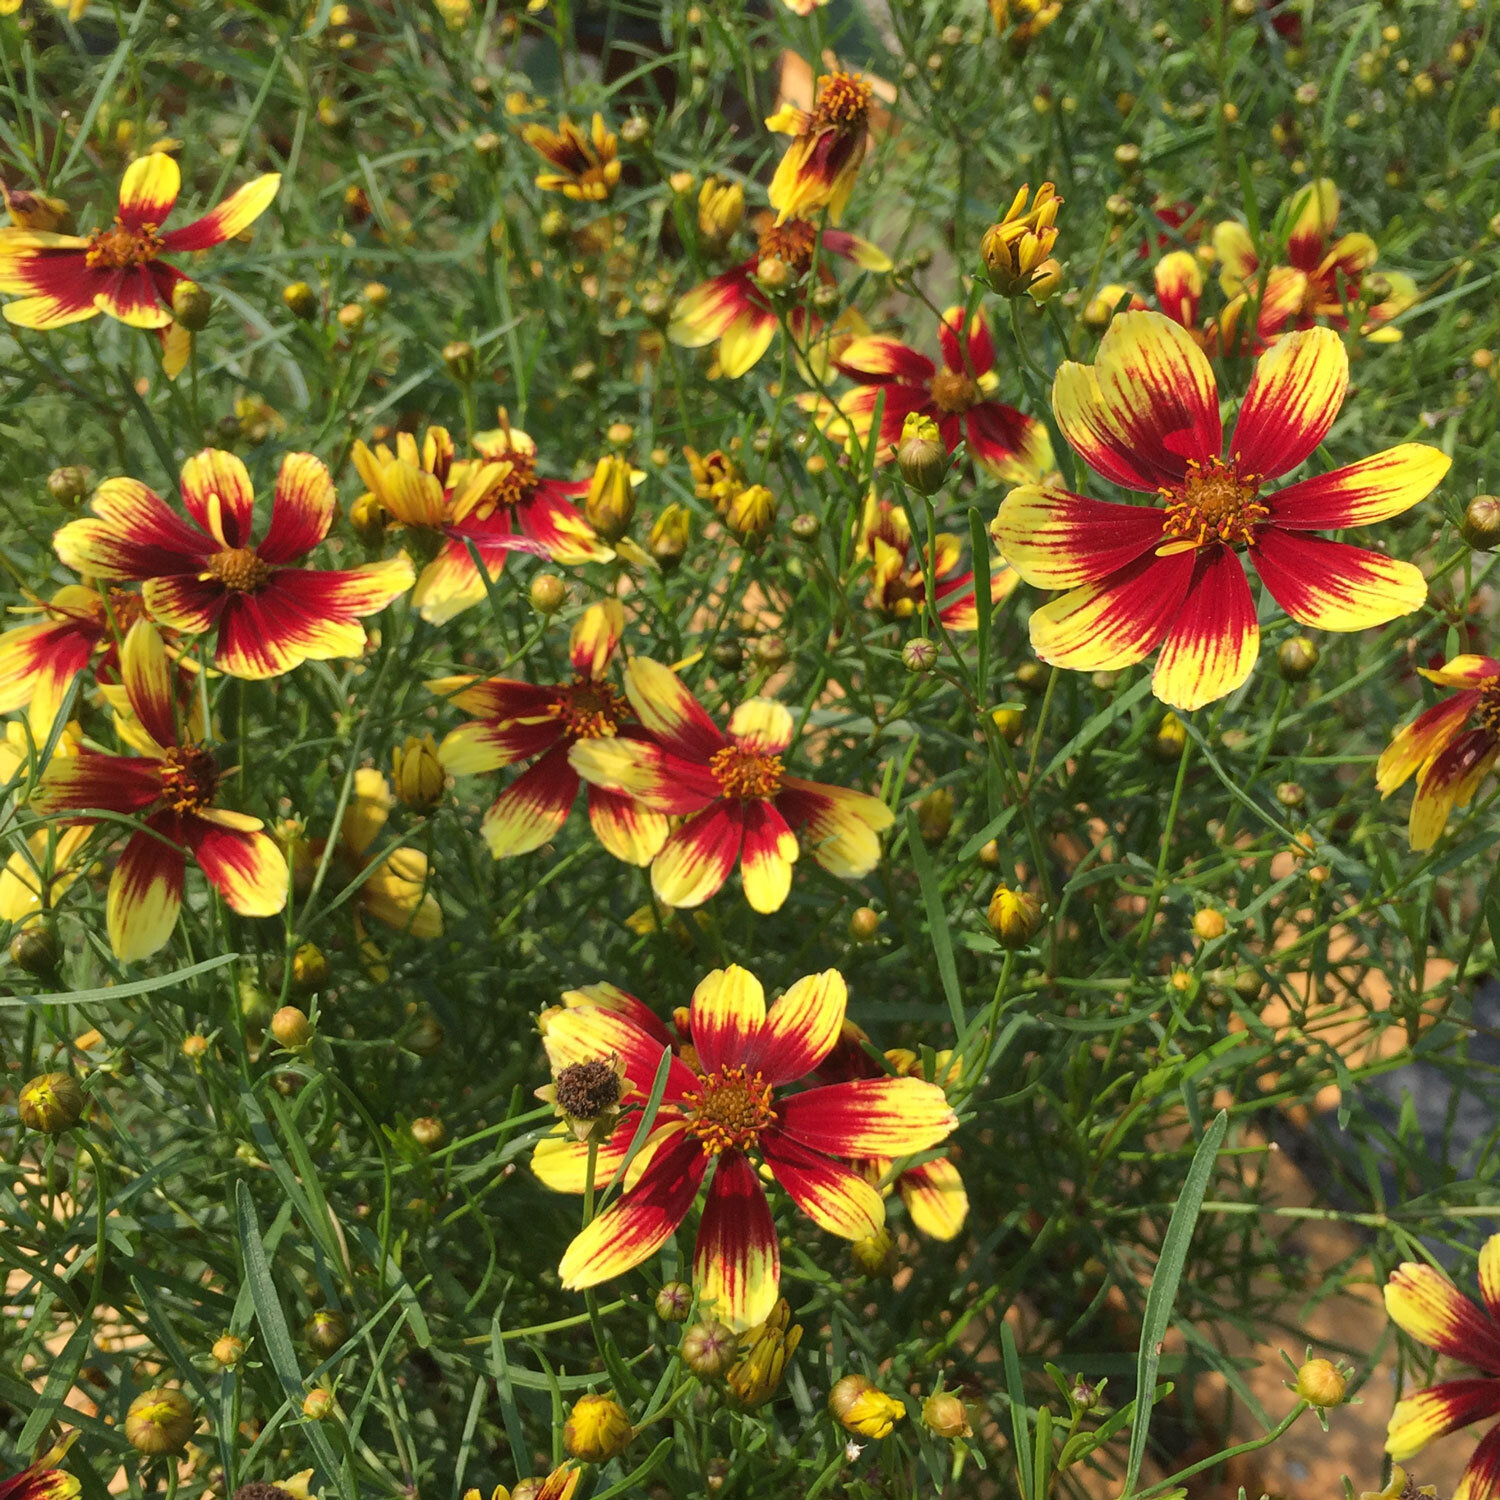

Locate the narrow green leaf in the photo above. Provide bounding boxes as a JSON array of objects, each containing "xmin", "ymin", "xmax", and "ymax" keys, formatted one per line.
[
  {"xmin": 906, "ymin": 806, "xmax": 966, "ymax": 1033},
  {"xmin": 3, "ymin": 952, "xmax": 239, "ymax": 1007},
  {"xmin": 1002, "ymin": 1321, "xmax": 1034, "ymax": 1500}
]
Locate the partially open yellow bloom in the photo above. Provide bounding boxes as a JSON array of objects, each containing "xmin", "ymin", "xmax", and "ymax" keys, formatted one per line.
[
  {"xmin": 829, "ymin": 1374, "xmax": 906, "ymax": 1439},
  {"xmin": 981, "ymin": 182, "xmax": 1062, "ymax": 296}
]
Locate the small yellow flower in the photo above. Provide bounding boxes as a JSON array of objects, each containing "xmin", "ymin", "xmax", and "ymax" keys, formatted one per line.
[
  {"xmin": 522, "ymin": 114, "xmax": 620, "ymax": 202},
  {"xmin": 829, "ymin": 1373, "xmax": 906, "ymax": 1439},
  {"xmin": 723, "ymin": 482, "xmax": 776, "ymax": 541},
  {"xmin": 980, "ymin": 182, "xmax": 1063, "ymax": 296}
]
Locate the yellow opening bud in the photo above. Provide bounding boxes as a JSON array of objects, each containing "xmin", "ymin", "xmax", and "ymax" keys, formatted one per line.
[
  {"xmin": 648, "ymin": 503, "xmax": 691, "ymax": 569},
  {"xmin": 697, "ymin": 176, "xmax": 745, "ymax": 244},
  {"xmin": 126, "ymin": 1388, "xmax": 196, "ymax": 1455},
  {"xmin": 211, "ymin": 1334, "xmax": 246, "ymax": 1368},
  {"xmin": 726, "ymin": 1299, "xmax": 802, "ymax": 1409},
  {"xmin": 302, "ymin": 1389, "xmax": 335, "ymax": 1420},
  {"xmin": 1192, "ymin": 907, "xmax": 1227, "ymax": 942},
  {"xmin": 724, "ymin": 483, "xmax": 776, "ymax": 541},
  {"xmin": 172, "ymin": 279, "xmax": 212, "ymax": 332},
  {"xmin": 282, "ymin": 282, "xmax": 319, "ymax": 321},
  {"xmin": 584, "ymin": 454, "xmax": 637, "ymax": 542},
  {"xmin": 896, "ymin": 412, "xmax": 949, "ymax": 496},
  {"xmin": 563, "ymin": 1393, "xmax": 633, "ymax": 1463},
  {"xmin": 986, "ymin": 885, "xmax": 1044, "ymax": 949},
  {"xmin": 392, "ymin": 734, "xmax": 445, "ymax": 811},
  {"xmin": 1294, "ymin": 1357, "xmax": 1346, "ymax": 1408},
  {"xmin": 829, "ymin": 1374, "xmax": 906, "ymax": 1439},
  {"xmin": 18, "ymin": 1071, "xmax": 85, "ymax": 1134},
  {"xmin": 980, "ymin": 182, "xmax": 1062, "ymax": 296},
  {"xmin": 916, "ymin": 787, "xmax": 954, "ymax": 844}
]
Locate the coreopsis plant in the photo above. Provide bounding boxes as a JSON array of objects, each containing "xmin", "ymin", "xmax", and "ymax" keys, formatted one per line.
[
  {"xmin": 765, "ymin": 71, "xmax": 873, "ymax": 225},
  {"xmin": 521, "ymin": 114, "xmax": 620, "ymax": 202},
  {"xmin": 991, "ymin": 312, "xmax": 1450, "ymax": 710},
  {"xmin": 537, "ymin": 964, "xmax": 957, "ymax": 1328}
]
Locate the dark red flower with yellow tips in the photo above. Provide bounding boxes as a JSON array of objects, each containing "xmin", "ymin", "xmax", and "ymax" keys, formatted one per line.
[
  {"xmin": 0, "ymin": 1433, "xmax": 81, "ymax": 1500},
  {"xmin": 765, "ymin": 72, "xmax": 874, "ymax": 226},
  {"xmin": 828, "ymin": 307, "xmax": 1052, "ymax": 482},
  {"xmin": 0, "ymin": 154, "xmax": 278, "ymax": 330},
  {"xmin": 52, "ymin": 448, "xmax": 413, "ymax": 680}
]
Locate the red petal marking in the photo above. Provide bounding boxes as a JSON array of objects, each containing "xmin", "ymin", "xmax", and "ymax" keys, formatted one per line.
[
  {"xmin": 260, "ymin": 452, "xmax": 336, "ymax": 562},
  {"xmin": 557, "ymin": 1127, "xmax": 706, "ymax": 1290},
  {"xmin": 56, "ymin": 479, "xmax": 208, "ymax": 579},
  {"xmin": 159, "ymin": 173, "xmax": 281, "ymax": 252},
  {"xmin": 180, "ymin": 448, "xmax": 257, "ymax": 548},
  {"xmin": 1250, "ymin": 527, "xmax": 1424, "ymax": 631},
  {"xmin": 990, "ymin": 487, "xmax": 1164, "ymax": 590},
  {"xmin": 1393, "ymin": 1378, "xmax": 1500, "ymax": 1457},
  {"xmin": 1150, "ymin": 546, "xmax": 1260, "ymax": 712},
  {"xmin": 1152, "ymin": 251, "xmax": 1202, "ymax": 329},
  {"xmin": 585, "ymin": 784, "xmax": 671, "ymax": 867},
  {"xmin": 561, "ymin": 983, "xmax": 675, "ymax": 1048},
  {"xmin": 668, "ymin": 263, "xmax": 757, "ymax": 346},
  {"xmin": 0, "ymin": 1464, "xmax": 81, "ymax": 1500},
  {"xmin": 759, "ymin": 1130, "xmax": 883, "ymax": 1240},
  {"xmin": 542, "ymin": 1004, "xmax": 698, "ymax": 1104},
  {"xmin": 690, "ymin": 966, "xmax": 766, "ymax": 1074},
  {"xmin": 777, "ymin": 1076, "xmax": 958, "ymax": 1158},
  {"xmin": 1456, "ymin": 1419, "xmax": 1500, "ymax": 1500},
  {"xmin": 693, "ymin": 1150, "xmax": 780, "ymax": 1331},
  {"xmin": 965, "ymin": 401, "xmax": 1045, "ymax": 476},
  {"xmin": 107, "ymin": 820, "xmax": 187, "ymax": 962},
  {"xmin": 267, "ymin": 557, "xmax": 412, "ymax": 620},
  {"xmin": 1386, "ymin": 1260, "xmax": 1500, "ymax": 1369},
  {"xmin": 116, "ymin": 153, "xmax": 180, "ymax": 229},
  {"xmin": 1263, "ymin": 444, "xmax": 1451, "ymax": 531},
  {"xmin": 0, "ymin": 613, "xmax": 99, "ymax": 716},
  {"xmin": 184, "ymin": 820, "xmax": 287, "ymax": 917},
  {"xmin": 938, "ymin": 305, "xmax": 996, "ymax": 377},
  {"xmin": 1480, "ymin": 1236, "xmax": 1500, "ymax": 1324},
  {"xmin": 1376, "ymin": 690, "xmax": 1480, "ymax": 796},
  {"xmin": 623, "ymin": 657, "xmax": 725, "ymax": 762},
  {"xmin": 511, "ymin": 485, "xmax": 610, "ymax": 563},
  {"xmin": 3, "ymin": 248, "xmax": 102, "ymax": 324},
  {"xmin": 141, "ymin": 574, "xmax": 227, "ymax": 636},
  {"xmin": 738, "ymin": 796, "xmax": 798, "ymax": 913},
  {"xmin": 568, "ymin": 736, "xmax": 722, "ymax": 815},
  {"xmin": 480, "ymin": 745, "xmax": 580, "ymax": 858},
  {"xmin": 838, "ymin": 382, "xmax": 934, "ymax": 459},
  {"xmin": 121, "ymin": 619, "xmax": 179, "ymax": 750},
  {"xmin": 92, "ymin": 265, "xmax": 172, "ymax": 328},
  {"xmin": 836, "ymin": 335, "xmax": 937, "ymax": 385},
  {"xmin": 752, "ymin": 969, "xmax": 848, "ymax": 1084},
  {"xmin": 429, "ymin": 675, "xmax": 559, "ymax": 721},
  {"xmin": 650, "ymin": 801, "xmax": 744, "ymax": 909},
  {"xmin": 1229, "ymin": 327, "xmax": 1348, "ymax": 480},
  {"xmin": 31, "ymin": 751, "xmax": 164, "ymax": 817},
  {"xmin": 1028, "ymin": 549, "xmax": 1196, "ymax": 672}
]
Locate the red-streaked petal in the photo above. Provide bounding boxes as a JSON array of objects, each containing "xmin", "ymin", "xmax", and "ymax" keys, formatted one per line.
[
  {"xmin": 1385, "ymin": 1260, "xmax": 1500, "ymax": 1369},
  {"xmin": 1263, "ymin": 444, "xmax": 1451, "ymax": 530},
  {"xmin": 140, "ymin": 574, "xmax": 224, "ymax": 635},
  {"xmin": 541, "ymin": 1004, "xmax": 698, "ymax": 1103},
  {"xmin": 561, "ymin": 981, "xmax": 675, "ymax": 1046},
  {"xmin": 937, "ymin": 305, "xmax": 995, "ymax": 377},
  {"xmin": 427, "ymin": 674, "xmax": 559, "ymax": 722},
  {"xmin": 739, "ymin": 798, "xmax": 798, "ymax": 914},
  {"xmin": 184, "ymin": 818, "xmax": 287, "ymax": 916},
  {"xmin": 1027, "ymin": 550, "xmax": 1195, "ymax": 672},
  {"xmin": 92, "ymin": 266, "xmax": 172, "ymax": 328},
  {"xmin": 411, "ymin": 535, "xmax": 523, "ymax": 627},
  {"xmin": 0, "ymin": 612, "xmax": 98, "ymax": 720},
  {"xmin": 480, "ymin": 746, "xmax": 579, "ymax": 858},
  {"xmin": 777, "ymin": 1077, "xmax": 958, "ymax": 1158},
  {"xmin": 54, "ymin": 478, "xmax": 208, "ymax": 578},
  {"xmin": 899, "ymin": 1157, "xmax": 969, "ymax": 1241},
  {"xmin": 727, "ymin": 698, "xmax": 794, "ymax": 755},
  {"xmin": 439, "ymin": 718, "xmax": 562, "ymax": 776},
  {"xmin": 717, "ymin": 309, "xmax": 779, "ymax": 380},
  {"xmin": 1212, "ymin": 219, "xmax": 1258, "ymax": 290},
  {"xmin": 1386, "ymin": 1379, "xmax": 1500, "ymax": 1462},
  {"xmin": 760, "ymin": 1131, "xmax": 883, "ymax": 1241},
  {"xmin": 836, "ymin": 335, "xmax": 936, "ymax": 385},
  {"xmin": 694, "ymin": 1151, "xmax": 779, "ymax": 1331},
  {"xmin": 668, "ymin": 263, "xmax": 757, "ymax": 347},
  {"xmin": 820, "ymin": 228, "xmax": 891, "ymax": 271},
  {"xmin": 1150, "ymin": 546, "xmax": 1260, "ymax": 712},
  {"xmin": 990, "ymin": 484, "xmax": 1163, "ymax": 589},
  {"xmin": 1285, "ymin": 179, "xmax": 1338, "ymax": 270},
  {"xmin": 1480, "ymin": 1234, "xmax": 1500, "ymax": 1323},
  {"xmin": 557, "ymin": 1125, "xmax": 705, "ymax": 1289},
  {"xmin": 586, "ymin": 785, "xmax": 671, "ymax": 866},
  {"xmin": 751, "ymin": 969, "xmax": 848, "ymax": 1085},
  {"xmin": 512, "ymin": 485, "xmax": 612, "ymax": 566},
  {"xmin": 160, "ymin": 173, "xmax": 281, "ymax": 252},
  {"xmin": 652, "ymin": 802, "xmax": 743, "ymax": 909},
  {"xmin": 107, "ymin": 821, "xmax": 186, "ymax": 961},
  {"xmin": 690, "ymin": 965, "xmax": 766, "ymax": 1073},
  {"xmin": 531, "ymin": 1117, "xmax": 635, "ymax": 1194},
  {"xmin": 1250, "ymin": 527, "xmax": 1426, "ymax": 631},
  {"xmin": 966, "ymin": 401, "xmax": 1052, "ymax": 482},
  {"xmin": 117, "ymin": 154, "xmax": 180, "ymax": 229},
  {"xmin": 0, "ymin": 1463, "xmax": 80, "ymax": 1500},
  {"xmin": 569, "ymin": 600, "xmax": 624, "ymax": 678},
  {"xmin": 622, "ymin": 656, "xmax": 725, "ymax": 761},
  {"xmin": 120, "ymin": 619, "xmax": 178, "ymax": 750},
  {"xmin": 179, "ymin": 448, "xmax": 257, "ymax": 548},
  {"xmin": 260, "ymin": 451, "xmax": 336, "ymax": 563},
  {"xmin": 1409, "ymin": 729, "xmax": 1500, "ymax": 852},
  {"xmin": 775, "ymin": 776, "xmax": 893, "ymax": 880},
  {"xmin": 1422, "ymin": 657, "xmax": 1500, "ymax": 689},
  {"xmin": 568, "ymin": 736, "xmax": 720, "ymax": 814},
  {"xmin": 1455, "ymin": 1422, "xmax": 1500, "ymax": 1500},
  {"xmin": 1376, "ymin": 691, "xmax": 1478, "ymax": 796},
  {"xmin": 1152, "ymin": 251, "xmax": 1202, "ymax": 329},
  {"xmin": 32, "ymin": 751, "xmax": 163, "ymax": 817},
  {"xmin": 1230, "ymin": 326, "xmax": 1348, "ymax": 480}
]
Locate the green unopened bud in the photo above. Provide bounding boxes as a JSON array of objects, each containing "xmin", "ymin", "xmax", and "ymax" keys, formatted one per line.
[
  {"xmin": 442, "ymin": 341, "xmax": 477, "ymax": 381},
  {"xmin": 126, "ymin": 1388, "xmax": 195, "ymax": 1455},
  {"xmin": 1277, "ymin": 635, "xmax": 1320, "ymax": 681},
  {"xmin": 922, "ymin": 1390, "xmax": 973, "ymax": 1440},
  {"xmin": 282, "ymin": 281, "xmax": 319, "ymax": 321},
  {"xmin": 172, "ymin": 279, "xmax": 212, "ymax": 331},
  {"xmin": 305, "ymin": 1309, "xmax": 350, "ymax": 1356},
  {"xmin": 410, "ymin": 1115, "xmax": 446, "ymax": 1150},
  {"xmin": 654, "ymin": 1281, "xmax": 693, "ymax": 1322},
  {"xmin": 903, "ymin": 637, "xmax": 939, "ymax": 673},
  {"xmin": 403, "ymin": 1010, "xmax": 445, "ymax": 1055},
  {"xmin": 540, "ymin": 208, "xmax": 570, "ymax": 243},
  {"xmin": 47, "ymin": 466, "xmax": 89, "ymax": 506},
  {"xmin": 1462, "ymin": 495, "xmax": 1500, "ymax": 550},
  {"xmin": 473, "ymin": 130, "xmax": 503, "ymax": 158},
  {"xmin": 790, "ymin": 512, "xmax": 821, "ymax": 542},
  {"xmin": 9, "ymin": 921, "xmax": 59, "ymax": 975},
  {"xmin": 681, "ymin": 1321, "xmax": 738, "ymax": 1378},
  {"xmin": 18, "ymin": 1071, "xmax": 85, "ymax": 1133},
  {"xmin": 916, "ymin": 787, "xmax": 954, "ymax": 843},
  {"xmin": 529, "ymin": 573, "xmax": 567, "ymax": 614},
  {"xmin": 754, "ymin": 634, "xmax": 789, "ymax": 668},
  {"xmin": 896, "ymin": 412, "xmax": 949, "ymax": 495}
]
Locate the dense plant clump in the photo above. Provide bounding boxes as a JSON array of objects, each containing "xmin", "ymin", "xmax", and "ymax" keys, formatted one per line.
[{"xmin": 2, "ymin": 3, "xmax": 1499, "ymax": 1499}]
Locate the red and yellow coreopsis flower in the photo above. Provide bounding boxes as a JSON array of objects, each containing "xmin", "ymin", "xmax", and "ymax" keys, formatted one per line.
[
  {"xmin": 429, "ymin": 601, "xmax": 669, "ymax": 864},
  {"xmin": 569, "ymin": 657, "xmax": 894, "ymax": 913},
  {"xmin": 991, "ymin": 311, "xmax": 1449, "ymax": 712},
  {"xmin": 0, "ymin": 724, "xmax": 90, "ymax": 927},
  {"xmin": 29, "ymin": 621, "xmax": 287, "ymax": 961},
  {"xmin": 0, "ymin": 1434, "xmax": 80, "ymax": 1500},
  {"xmin": 1376, "ymin": 655, "xmax": 1500, "ymax": 851},
  {"xmin": 1383, "ymin": 1235, "xmax": 1500, "ymax": 1500},
  {"xmin": 1213, "ymin": 179, "xmax": 1416, "ymax": 342},
  {"xmin": 537, "ymin": 963, "xmax": 958, "ymax": 1328},
  {"xmin": 52, "ymin": 449, "xmax": 412, "ymax": 680},
  {"xmin": 765, "ymin": 72, "xmax": 873, "ymax": 226},
  {"xmin": 859, "ymin": 493, "xmax": 1017, "ymax": 632},
  {"xmin": 352, "ymin": 419, "xmax": 605, "ymax": 626},
  {"xmin": 669, "ymin": 214, "xmax": 890, "ymax": 379},
  {"xmin": 0, "ymin": 154, "xmax": 278, "ymax": 330},
  {"xmin": 521, "ymin": 114, "xmax": 620, "ymax": 202},
  {"xmin": 829, "ymin": 308, "xmax": 1052, "ymax": 482}
]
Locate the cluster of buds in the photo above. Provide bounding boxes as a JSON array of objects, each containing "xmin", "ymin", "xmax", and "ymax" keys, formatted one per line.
[
  {"xmin": 685, "ymin": 446, "xmax": 776, "ymax": 543},
  {"xmin": 980, "ymin": 182, "xmax": 1062, "ymax": 298}
]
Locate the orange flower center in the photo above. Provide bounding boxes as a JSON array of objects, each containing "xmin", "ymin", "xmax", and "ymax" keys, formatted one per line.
[
  {"xmin": 710, "ymin": 745, "xmax": 784, "ymax": 800},
  {"xmin": 756, "ymin": 218, "xmax": 819, "ymax": 275},
  {"xmin": 480, "ymin": 448, "xmax": 540, "ymax": 510},
  {"xmin": 108, "ymin": 589, "xmax": 148, "ymax": 628},
  {"xmin": 684, "ymin": 1064, "xmax": 777, "ymax": 1155},
  {"xmin": 554, "ymin": 676, "xmax": 627, "ymax": 740},
  {"xmin": 1160, "ymin": 457, "xmax": 1267, "ymax": 549},
  {"xmin": 205, "ymin": 547, "xmax": 273, "ymax": 593},
  {"xmin": 85, "ymin": 218, "xmax": 164, "ymax": 270},
  {"xmin": 928, "ymin": 370, "xmax": 978, "ymax": 414},
  {"xmin": 813, "ymin": 72, "xmax": 873, "ymax": 130},
  {"xmin": 158, "ymin": 745, "xmax": 220, "ymax": 814},
  {"xmin": 1478, "ymin": 682, "xmax": 1500, "ymax": 736}
]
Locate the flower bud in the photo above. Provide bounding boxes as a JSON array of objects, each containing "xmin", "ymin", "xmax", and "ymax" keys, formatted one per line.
[
  {"xmin": 211, "ymin": 1334, "xmax": 246, "ymax": 1368},
  {"xmin": 986, "ymin": 885, "xmax": 1044, "ymax": 949},
  {"xmin": 1150, "ymin": 711, "xmax": 1188, "ymax": 761},
  {"xmin": 305, "ymin": 1309, "xmax": 349, "ymax": 1356},
  {"xmin": 584, "ymin": 454, "xmax": 637, "ymax": 542},
  {"xmin": 539, "ymin": 209, "xmax": 570, "ymax": 243},
  {"xmin": 336, "ymin": 302, "xmax": 364, "ymax": 331},
  {"xmin": 392, "ymin": 734, "xmax": 444, "ymax": 811},
  {"xmin": 654, "ymin": 1281, "xmax": 693, "ymax": 1323},
  {"xmin": 697, "ymin": 176, "xmax": 745, "ymax": 245},
  {"xmin": 754, "ymin": 634, "xmax": 789, "ymax": 668},
  {"xmin": 981, "ymin": 182, "xmax": 1062, "ymax": 296},
  {"xmin": 1026, "ymin": 257, "xmax": 1063, "ymax": 302},
  {"xmin": 172, "ymin": 280, "xmax": 212, "ymax": 331},
  {"xmin": 755, "ymin": 255, "xmax": 792, "ymax": 292},
  {"xmin": 922, "ymin": 1391, "xmax": 973, "ymax": 1440},
  {"xmin": 563, "ymin": 1393, "xmax": 632, "ymax": 1462},
  {"xmin": 290, "ymin": 942, "xmax": 328, "ymax": 993},
  {"xmin": 402, "ymin": 1010, "xmax": 445, "ymax": 1055},
  {"xmin": 977, "ymin": 839, "xmax": 1001, "ymax": 867},
  {"xmin": 829, "ymin": 1374, "xmax": 905, "ymax": 1439},
  {"xmin": 648, "ymin": 503, "xmax": 691, "ymax": 569},
  {"xmin": 850, "ymin": 1228, "xmax": 897, "ymax": 1278},
  {"xmin": 668, "ymin": 170, "xmax": 695, "ymax": 197},
  {"xmin": 302, "ymin": 1389, "xmax": 335, "ymax": 1420},
  {"xmin": 1192, "ymin": 907, "xmax": 1227, "ymax": 942},
  {"xmin": 529, "ymin": 573, "xmax": 567, "ymax": 614},
  {"xmin": 349, "ymin": 492, "xmax": 387, "ymax": 546},
  {"xmin": 724, "ymin": 483, "xmax": 776, "ymax": 541},
  {"xmin": 1277, "ymin": 635, "xmax": 1320, "ymax": 681},
  {"xmin": 270, "ymin": 1006, "xmax": 313, "ymax": 1051},
  {"xmin": 849, "ymin": 906, "xmax": 881, "ymax": 942},
  {"xmin": 126, "ymin": 1388, "xmax": 195, "ymax": 1455},
  {"xmin": 790, "ymin": 512, "xmax": 821, "ymax": 542},
  {"xmin": 620, "ymin": 115, "xmax": 651, "ymax": 147},
  {"xmin": 18, "ymin": 1072, "xmax": 85, "ymax": 1133},
  {"xmin": 916, "ymin": 787, "xmax": 954, "ymax": 844},
  {"xmin": 47, "ymin": 466, "xmax": 89, "ymax": 507},
  {"xmin": 726, "ymin": 1299, "xmax": 802, "ymax": 1409},
  {"xmin": 1462, "ymin": 495, "xmax": 1500, "ymax": 550},
  {"xmin": 1294, "ymin": 1357, "xmax": 1346, "ymax": 1408},
  {"xmin": 2, "ymin": 183, "xmax": 73, "ymax": 232},
  {"xmin": 1276, "ymin": 780, "xmax": 1306, "ymax": 810},
  {"xmin": 896, "ymin": 412, "xmax": 949, "ymax": 496},
  {"xmin": 182, "ymin": 1034, "xmax": 210, "ymax": 1063},
  {"xmin": 10, "ymin": 921, "xmax": 59, "ymax": 975},
  {"xmin": 902, "ymin": 637, "xmax": 939, "ymax": 673},
  {"xmin": 1070, "ymin": 1377, "xmax": 1099, "ymax": 1410},
  {"xmin": 991, "ymin": 706, "xmax": 1025, "ymax": 744},
  {"xmin": 282, "ymin": 282, "xmax": 319, "ymax": 321},
  {"xmin": 411, "ymin": 1116, "xmax": 446, "ymax": 1150},
  {"xmin": 473, "ymin": 130, "xmax": 503, "ymax": 158},
  {"xmin": 681, "ymin": 1321, "xmax": 738, "ymax": 1378},
  {"xmin": 442, "ymin": 340, "xmax": 477, "ymax": 381}
]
